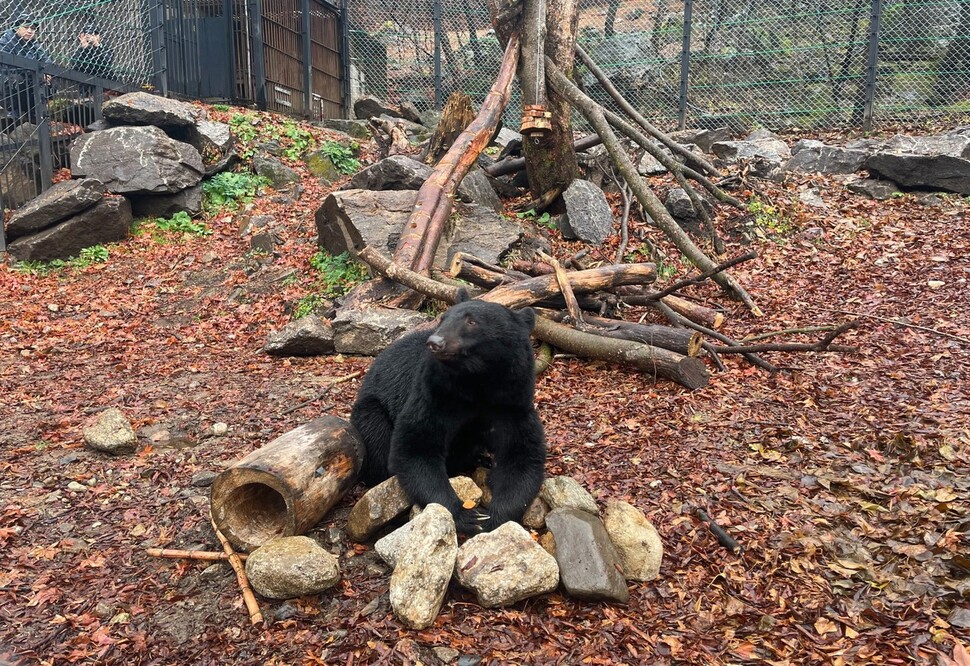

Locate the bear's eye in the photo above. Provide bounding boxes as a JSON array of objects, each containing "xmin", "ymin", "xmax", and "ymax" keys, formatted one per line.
[{"xmin": 465, "ymin": 317, "xmax": 477, "ymax": 327}]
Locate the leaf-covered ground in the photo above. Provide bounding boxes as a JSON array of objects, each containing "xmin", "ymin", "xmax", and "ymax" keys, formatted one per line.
[{"xmin": 1, "ymin": 108, "xmax": 968, "ymax": 665}]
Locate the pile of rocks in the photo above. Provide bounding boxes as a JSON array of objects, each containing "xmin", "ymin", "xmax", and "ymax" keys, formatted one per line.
[
  {"xmin": 4, "ymin": 92, "xmax": 233, "ymax": 262},
  {"xmin": 347, "ymin": 473, "xmax": 663, "ymax": 629}
]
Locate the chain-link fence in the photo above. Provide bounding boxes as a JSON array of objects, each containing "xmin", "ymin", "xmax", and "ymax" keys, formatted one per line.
[{"xmin": 347, "ymin": 0, "xmax": 970, "ymax": 130}]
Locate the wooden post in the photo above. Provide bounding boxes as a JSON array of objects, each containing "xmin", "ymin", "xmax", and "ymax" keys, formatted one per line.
[{"xmin": 210, "ymin": 416, "xmax": 364, "ymax": 551}]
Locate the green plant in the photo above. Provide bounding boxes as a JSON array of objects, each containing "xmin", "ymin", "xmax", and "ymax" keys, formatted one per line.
[
  {"xmin": 309, "ymin": 250, "xmax": 368, "ymax": 297},
  {"xmin": 293, "ymin": 293, "xmax": 328, "ymax": 319},
  {"xmin": 656, "ymin": 257, "xmax": 677, "ymax": 280},
  {"xmin": 212, "ymin": 103, "xmax": 230, "ymax": 112},
  {"xmin": 74, "ymin": 245, "xmax": 109, "ymax": 267},
  {"xmin": 282, "ymin": 121, "xmax": 315, "ymax": 160},
  {"xmin": 747, "ymin": 199, "xmax": 793, "ymax": 235},
  {"xmin": 13, "ymin": 245, "xmax": 109, "ymax": 274},
  {"xmin": 319, "ymin": 140, "xmax": 360, "ymax": 175},
  {"xmin": 155, "ymin": 211, "xmax": 211, "ymax": 236},
  {"xmin": 516, "ymin": 208, "xmax": 555, "ymax": 230},
  {"xmin": 202, "ymin": 171, "xmax": 269, "ymax": 214},
  {"xmin": 228, "ymin": 112, "xmax": 261, "ymax": 151}
]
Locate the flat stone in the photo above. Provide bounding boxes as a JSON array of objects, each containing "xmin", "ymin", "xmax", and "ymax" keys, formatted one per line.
[
  {"xmin": 845, "ymin": 177, "xmax": 900, "ymax": 200},
  {"xmin": 102, "ymin": 92, "xmax": 206, "ymax": 128},
  {"xmin": 263, "ymin": 315, "xmax": 335, "ymax": 357},
  {"xmin": 332, "ymin": 306, "xmax": 432, "ymax": 356},
  {"xmin": 7, "ymin": 197, "xmax": 133, "ymax": 263},
  {"xmin": 545, "ymin": 508, "xmax": 629, "ymax": 603},
  {"xmin": 5, "ymin": 178, "xmax": 105, "ymax": 240},
  {"xmin": 560, "ymin": 179, "xmax": 614, "ymax": 244},
  {"xmin": 539, "ymin": 476, "xmax": 598, "ymax": 515}
]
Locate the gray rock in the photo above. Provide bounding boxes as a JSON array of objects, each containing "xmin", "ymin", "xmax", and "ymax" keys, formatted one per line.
[
  {"xmin": 867, "ymin": 153, "xmax": 970, "ymax": 195},
  {"xmin": 7, "ymin": 197, "xmax": 132, "ymax": 263},
  {"xmin": 637, "ymin": 146, "xmax": 668, "ymax": 175},
  {"xmin": 250, "ymin": 232, "xmax": 278, "ymax": 254},
  {"xmin": 790, "ymin": 139, "xmax": 825, "ymax": 155},
  {"xmin": 783, "ymin": 146, "xmax": 868, "ymax": 175},
  {"xmin": 491, "ymin": 127, "xmax": 522, "ymax": 151},
  {"xmin": 245, "ymin": 536, "xmax": 341, "ymax": 599},
  {"xmin": 128, "ymin": 185, "xmax": 203, "ymax": 219},
  {"xmin": 545, "ymin": 508, "xmax": 629, "ymax": 603},
  {"xmin": 375, "ymin": 520, "xmax": 415, "ymax": 568},
  {"xmin": 316, "ymin": 188, "xmax": 522, "ymax": 268},
  {"xmin": 881, "ymin": 133, "xmax": 970, "ymax": 158},
  {"xmin": 797, "ymin": 188, "xmax": 828, "ymax": 209},
  {"xmin": 347, "ymin": 476, "xmax": 411, "ymax": 542},
  {"xmin": 409, "ymin": 476, "xmax": 485, "ymax": 520},
  {"xmin": 354, "ymin": 95, "xmax": 401, "ymax": 120},
  {"xmin": 560, "ymin": 179, "xmax": 613, "ymax": 244},
  {"xmin": 664, "ymin": 188, "xmax": 712, "ymax": 220},
  {"xmin": 399, "ymin": 101, "xmax": 424, "ymax": 125},
  {"xmin": 389, "ymin": 504, "xmax": 457, "ymax": 629},
  {"xmin": 190, "ymin": 471, "xmax": 218, "ymax": 487},
  {"xmin": 457, "ymin": 168, "xmax": 503, "ymax": 213},
  {"xmin": 102, "ymin": 92, "xmax": 206, "ymax": 128},
  {"xmin": 348, "ymin": 155, "xmax": 432, "ymax": 191},
  {"xmin": 190, "ymin": 120, "xmax": 233, "ymax": 157},
  {"xmin": 263, "ymin": 315, "xmax": 335, "ymax": 356},
  {"xmin": 83, "ymin": 407, "xmax": 137, "ymax": 455},
  {"xmin": 318, "ymin": 118, "xmax": 371, "ymax": 140},
  {"xmin": 454, "ymin": 522, "xmax": 559, "ymax": 607},
  {"xmin": 0, "ymin": 155, "xmax": 40, "ymax": 208},
  {"xmin": 670, "ymin": 127, "xmax": 732, "ymax": 153},
  {"xmin": 712, "ymin": 128, "xmax": 791, "ymax": 178},
  {"xmin": 602, "ymin": 500, "xmax": 663, "ymax": 582},
  {"xmin": 845, "ymin": 177, "xmax": 900, "ymax": 200},
  {"xmin": 254, "ymin": 154, "xmax": 301, "ymax": 189},
  {"xmin": 522, "ymin": 496, "xmax": 549, "ymax": 530},
  {"xmin": 71, "ymin": 126, "xmax": 204, "ymax": 194},
  {"xmin": 332, "ymin": 306, "xmax": 432, "ymax": 356},
  {"xmin": 5, "ymin": 178, "xmax": 105, "ymax": 240},
  {"xmin": 539, "ymin": 476, "xmax": 598, "ymax": 515}
]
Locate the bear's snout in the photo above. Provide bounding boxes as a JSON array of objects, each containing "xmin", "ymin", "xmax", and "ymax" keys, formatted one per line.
[{"xmin": 426, "ymin": 334, "xmax": 445, "ymax": 353}]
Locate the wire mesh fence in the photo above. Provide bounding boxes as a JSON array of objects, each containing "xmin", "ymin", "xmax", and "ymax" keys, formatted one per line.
[{"xmin": 346, "ymin": 0, "xmax": 970, "ymax": 130}]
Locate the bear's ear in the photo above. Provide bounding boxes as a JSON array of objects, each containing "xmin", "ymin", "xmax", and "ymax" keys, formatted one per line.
[
  {"xmin": 517, "ymin": 307, "xmax": 536, "ymax": 331},
  {"xmin": 455, "ymin": 287, "xmax": 470, "ymax": 303}
]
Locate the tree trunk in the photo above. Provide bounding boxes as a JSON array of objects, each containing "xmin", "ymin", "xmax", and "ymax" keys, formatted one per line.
[
  {"xmin": 521, "ymin": 0, "xmax": 579, "ymax": 203},
  {"xmin": 210, "ymin": 417, "xmax": 364, "ymax": 552}
]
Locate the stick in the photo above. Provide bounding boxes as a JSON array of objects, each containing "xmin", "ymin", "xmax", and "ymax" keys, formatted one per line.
[
  {"xmin": 694, "ymin": 508, "xmax": 742, "ymax": 555},
  {"xmin": 709, "ymin": 321, "xmax": 859, "ymax": 354},
  {"xmin": 146, "ymin": 548, "xmax": 247, "ymax": 562},
  {"xmin": 537, "ymin": 250, "xmax": 583, "ymax": 323},
  {"xmin": 280, "ymin": 371, "xmax": 363, "ymax": 416},
  {"xmin": 646, "ymin": 251, "xmax": 758, "ymax": 302},
  {"xmin": 212, "ymin": 522, "xmax": 263, "ymax": 625},
  {"xmin": 827, "ymin": 309, "xmax": 970, "ymax": 344},
  {"xmin": 741, "ymin": 325, "xmax": 837, "ymax": 343}
]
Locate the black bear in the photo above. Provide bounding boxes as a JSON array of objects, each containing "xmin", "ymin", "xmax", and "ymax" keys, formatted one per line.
[{"xmin": 350, "ymin": 289, "xmax": 546, "ymax": 534}]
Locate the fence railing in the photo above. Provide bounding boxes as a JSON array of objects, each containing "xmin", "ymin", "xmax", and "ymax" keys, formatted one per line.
[{"xmin": 346, "ymin": 0, "xmax": 970, "ymax": 131}]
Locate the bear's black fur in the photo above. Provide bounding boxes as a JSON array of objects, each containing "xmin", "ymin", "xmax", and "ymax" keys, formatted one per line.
[{"xmin": 350, "ymin": 290, "xmax": 546, "ymax": 534}]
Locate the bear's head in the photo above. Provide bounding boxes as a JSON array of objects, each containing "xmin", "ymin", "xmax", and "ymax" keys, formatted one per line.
[{"xmin": 425, "ymin": 289, "xmax": 535, "ymax": 374}]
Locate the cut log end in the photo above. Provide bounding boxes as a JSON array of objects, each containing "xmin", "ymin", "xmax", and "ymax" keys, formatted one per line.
[{"xmin": 211, "ymin": 472, "xmax": 294, "ymax": 553}]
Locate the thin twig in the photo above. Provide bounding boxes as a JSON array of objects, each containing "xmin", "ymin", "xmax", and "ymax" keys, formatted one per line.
[
  {"xmin": 146, "ymin": 548, "xmax": 247, "ymax": 562},
  {"xmin": 280, "ymin": 371, "xmax": 363, "ymax": 416},
  {"xmin": 828, "ymin": 309, "xmax": 970, "ymax": 344},
  {"xmin": 647, "ymin": 251, "xmax": 758, "ymax": 301},
  {"xmin": 742, "ymin": 325, "xmax": 837, "ymax": 343},
  {"xmin": 694, "ymin": 508, "xmax": 742, "ymax": 555}
]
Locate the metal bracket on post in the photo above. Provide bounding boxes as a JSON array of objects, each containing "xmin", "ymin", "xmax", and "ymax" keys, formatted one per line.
[
  {"xmin": 678, "ymin": 0, "xmax": 693, "ymax": 130},
  {"xmin": 862, "ymin": 0, "xmax": 883, "ymax": 131}
]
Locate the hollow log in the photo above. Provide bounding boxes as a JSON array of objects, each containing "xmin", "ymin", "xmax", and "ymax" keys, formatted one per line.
[{"xmin": 210, "ymin": 416, "xmax": 364, "ymax": 552}]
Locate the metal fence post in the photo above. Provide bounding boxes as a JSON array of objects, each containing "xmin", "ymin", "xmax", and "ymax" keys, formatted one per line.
[
  {"xmin": 433, "ymin": 0, "xmax": 442, "ymax": 110},
  {"xmin": 151, "ymin": 0, "xmax": 168, "ymax": 96},
  {"xmin": 303, "ymin": 0, "xmax": 313, "ymax": 117},
  {"xmin": 248, "ymin": 0, "xmax": 267, "ymax": 110},
  {"xmin": 34, "ymin": 65, "xmax": 53, "ymax": 193},
  {"xmin": 341, "ymin": 0, "xmax": 352, "ymax": 118},
  {"xmin": 862, "ymin": 0, "xmax": 883, "ymax": 131},
  {"xmin": 678, "ymin": 0, "xmax": 693, "ymax": 130}
]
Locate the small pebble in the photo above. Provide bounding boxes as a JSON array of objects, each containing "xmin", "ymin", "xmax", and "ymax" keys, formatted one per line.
[
  {"xmin": 67, "ymin": 481, "xmax": 87, "ymax": 492},
  {"xmin": 212, "ymin": 423, "xmax": 229, "ymax": 436}
]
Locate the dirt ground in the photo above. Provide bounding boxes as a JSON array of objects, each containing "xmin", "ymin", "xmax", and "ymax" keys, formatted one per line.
[{"xmin": 1, "ymin": 108, "xmax": 968, "ymax": 664}]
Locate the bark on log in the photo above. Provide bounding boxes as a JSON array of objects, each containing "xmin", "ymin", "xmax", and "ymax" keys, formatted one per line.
[
  {"xmin": 210, "ymin": 416, "xmax": 364, "ymax": 552},
  {"xmin": 425, "ymin": 92, "xmax": 475, "ymax": 165},
  {"xmin": 483, "ymin": 262, "xmax": 657, "ymax": 309},
  {"xmin": 545, "ymin": 311, "xmax": 703, "ymax": 356},
  {"xmin": 619, "ymin": 289, "xmax": 726, "ymax": 329},
  {"xmin": 357, "ymin": 246, "xmax": 708, "ymax": 389}
]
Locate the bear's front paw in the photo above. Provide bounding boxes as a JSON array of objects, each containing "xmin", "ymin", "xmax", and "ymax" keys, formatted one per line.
[{"xmin": 454, "ymin": 506, "xmax": 491, "ymax": 535}]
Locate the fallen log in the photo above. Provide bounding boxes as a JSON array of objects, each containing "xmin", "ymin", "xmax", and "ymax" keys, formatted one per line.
[
  {"xmin": 483, "ymin": 262, "xmax": 657, "ymax": 309},
  {"xmin": 357, "ymin": 246, "xmax": 708, "ymax": 389},
  {"xmin": 210, "ymin": 416, "xmax": 364, "ymax": 552},
  {"xmin": 543, "ymin": 311, "xmax": 704, "ymax": 357},
  {"xmin": 620, "ymin": 289, "xmax": 726, "ymax": 330}
]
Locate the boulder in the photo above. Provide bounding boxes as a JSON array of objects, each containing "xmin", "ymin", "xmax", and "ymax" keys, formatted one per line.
[
  {"xmin": 539, "ymin": 476, "xmax": 598, "ymax": 515},
  {"xmin": 316, "ymin": 189, "xmax": 523, "ymax": 267},
  {"xmin": 712, "ymin": 128, "xmax": 791, "ymax": 178},
  {"xmin": 867, "ymin": 153, "xmax": 970, "ymax": 195},
  {"xmin": 83, "ymin": 408, "xmax": 138, "ymax": 455},
  {"xmin": 602, "ymin": 500, "xmax": 663, "ymax": 582},
  {"xmin": 102, "ymin": 91, "xmax": 206, "ymax": 128},
  {"xmin": 263, "ymin": 316, "xmax": 335, "ymax": 356},
  {"xmin": 375, "ymin": 520, "xmax": 416, "ymax": 568},
  {"xmin": 348, "ymin": 155, "xmax": 432, "ymax": 191},
  {"xmin": 5, "ymin": 178, "xmax": 105, "ymax": 240},
  {"xmin": 317, "ymin": 118, "xmax": 371, "ymax": 140},
  {"xmin": 783, "ymin": 145, "xmax": 868, "ymax": 175},
  {"xmin": 458, "ymin": 168, "xmax": 503, "ymax": 213},
  {"xmin": 245, "ymin": 536, "xmax": 340, "ymax": 599},
  {"xmin": 560, "ymin": 179, "xmax": 614, "ymax": 244},
  {"xmin": 304, "ymin": 152, "xmax": 344, "ymax": 184},
  {"xmin": 389, "ymin": 504, "xmax": 457, "ymax": 629},
  {"xmin": 545, "ymin": 508, "xmax": 629, "ymax": 603},
  {"xmin": 454, "ymin": 522, "xmax": 560, "ymax": 607},
  {"xmin": 347, "ymin": 476, "xmax": 412, "ymax": 542},
  {"xmin": 254, "ymin": 154, "xmax": 301, "ymax": 189},
  {"xmin": 845, "ymin": 177, "xmax": 900, "ymax": 201},
  {"xmin": 354, "ymin": 95, "xmax": 402, "ymax": 120},
  {"xmin": 7, "ymin": 197, "xmax": 132, "ymax": 262},
  {"xmin": 638, "ymin": 149, "xmax": 668, "ymax": 175},
  {"xmin": 332, "ymin": 306, "xmax": 433, "ymax": 356},
  {"xmin": 127, "ymin": 185, "xmax": 203, "ymax": 219},
  {"xmin": 669, "ymin": 127, "xmax": 732, "ymax": 154},
  {"xmin": 70, "ymin": 126, "xmax": 203, "ymax": 194},
  {"xmin": 186, "ymin": 120, "xmax": 233, "ymax": 161},
  {"xmin": 664, "ymin": 188, "xmax": 712, "ymax": 220}
]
